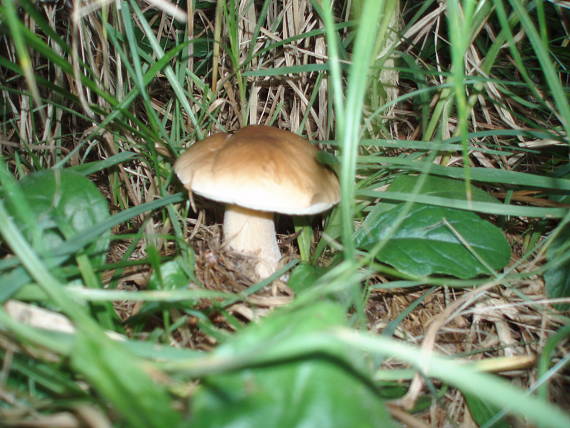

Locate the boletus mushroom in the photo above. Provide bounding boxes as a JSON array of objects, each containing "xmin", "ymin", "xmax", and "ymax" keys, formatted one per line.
[{"xmin": 174, "ymin": 125, "xmax": 340, "ymax": 279}]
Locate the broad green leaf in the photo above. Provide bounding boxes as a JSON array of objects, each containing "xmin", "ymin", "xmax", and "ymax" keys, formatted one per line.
[
  {"xmin": 544, "ymin": 224, "xmax": 570, "ymax": 311},
  {"xmin": 191, "ymin": 302, "xmax": 395, "ymax": 428},
  {"xmin": 0, "ymin": 193, "xmax": 186, "ymax": 300},
  {"xmin": 7, "ymin": 169, "xmax": 110, "ymax": 268},
  {"xmin": 356, "ymin": 204, "xmax": 511, "ymax": 279},
  {"xmin": 388, "ymin": 174, "xmax": 499, "ymax": 203},
  {"xmin": 288, "ymin": 262, "xmax": 328, "ymax": 293},
  {"xmin": 355, "ymin": 174, "xmax": 499, "ymax": 244},
  {"xmin": 147, "ymin": 256, "xmax": 195, "ymax": 290}
]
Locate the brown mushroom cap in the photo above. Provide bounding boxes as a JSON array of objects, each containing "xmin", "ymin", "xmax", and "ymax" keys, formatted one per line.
[{"xmin": 174, "ymin": 125, "xmax": 340, "ymax": 215}]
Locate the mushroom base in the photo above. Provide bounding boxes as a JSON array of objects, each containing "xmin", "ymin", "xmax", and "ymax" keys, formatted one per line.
[{"xmin": 223, "ymin": 204, "xmax": 281, "ymax": 279}]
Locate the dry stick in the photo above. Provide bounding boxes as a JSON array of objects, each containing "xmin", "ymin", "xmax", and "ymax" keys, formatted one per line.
[
  {"xmin": 243, "ymin": 0, "xmax": 259, "ymax": 126},
  {"xmin": 398, "ymin": 280, "xmax": 502, "ymax": 409},
  {"xmin": 188, "ymin": 209, "xmax": 204, "ymax": 241},
  {"xmin": 72, "ymin": 0, "xmax": 95, "ymax": 120},
  {"xmin": 42, "ymin": 5, "xmax": 63, "ymax": 164},
  {"xmin": 211, "ymin": 0, "xmax": 224, "ymax": 93},
  {"xmin": 145, "ymin": 0, "xmax": 187, "ymax": 22},
  {"xmin": 187, "ymin": 0, "xmax": 194, "ymax": 95},
  {"xmin": 0, "ymin": 138, "xmax": 69, "ymax": 152},
  {"xmin": 84, "ymin": 15, "xmax": 100, "ymax": 109},
  {"xmin": 314, "ymin": 36, "xmax": 328, "ymax": 139},
  {"xmin": 402, "ymin": 5, "xmax": 443, "ymax": 50},
  {"xmin": 222, "ymin": 79, "xmax": 242, "ymax": 122}
]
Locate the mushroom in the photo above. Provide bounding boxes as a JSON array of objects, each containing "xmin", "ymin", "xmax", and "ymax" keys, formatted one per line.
[{"xmin": 174, "ymin": 125, "xmax": 340, "ymax": 279}]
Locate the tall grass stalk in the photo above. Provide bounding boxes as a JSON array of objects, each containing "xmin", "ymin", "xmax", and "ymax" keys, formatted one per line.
[{"xmin": 317, "ymin": 0, "xmax": 386, "ymax": 260}]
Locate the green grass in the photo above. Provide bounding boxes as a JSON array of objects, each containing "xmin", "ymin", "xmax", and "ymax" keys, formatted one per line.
[{"xmin": 1, "ymin": 0, "xmax": 569, "ymax": 427}]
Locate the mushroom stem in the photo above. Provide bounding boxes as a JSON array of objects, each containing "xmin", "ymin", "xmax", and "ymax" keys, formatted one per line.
[{"xmin": 223, "ymin": 204, "xmax": 281, "ymax": 279}]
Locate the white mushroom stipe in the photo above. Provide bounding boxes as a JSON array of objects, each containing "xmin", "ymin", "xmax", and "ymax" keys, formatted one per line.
[
  {"xmin": 174, "ymin": 125, "xmax": 340, "ymax": 280},
  {"xmin": 223, "ymin": 204, "xmax": 281, "ymax": 279}
]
